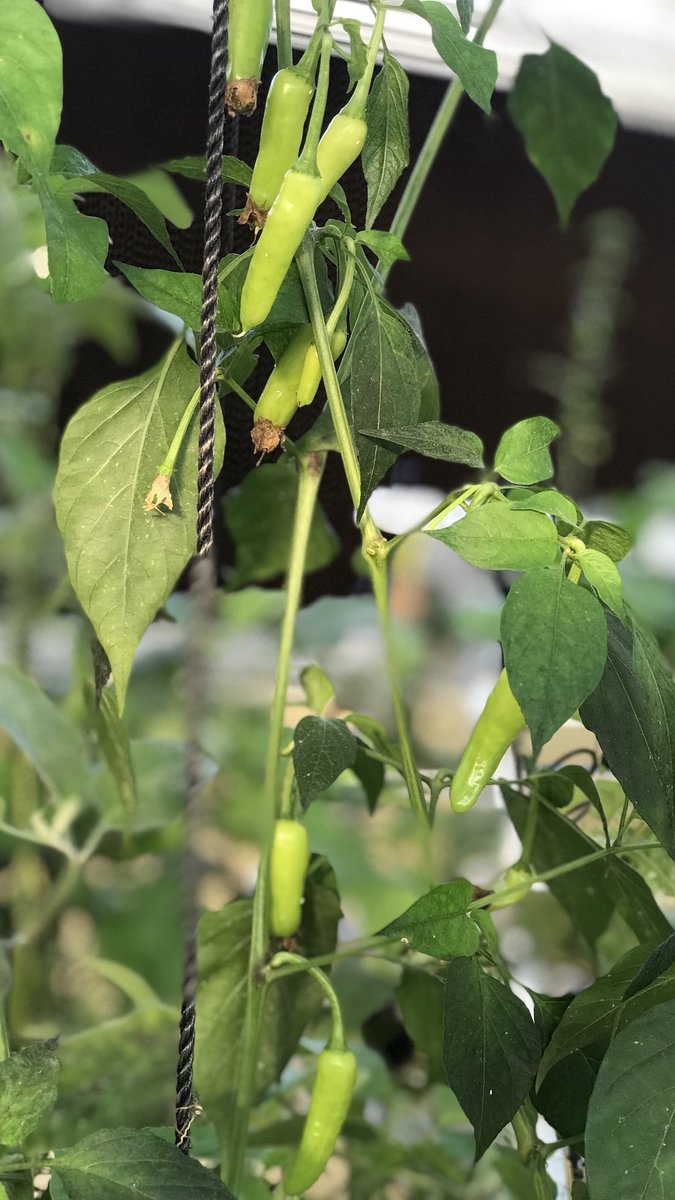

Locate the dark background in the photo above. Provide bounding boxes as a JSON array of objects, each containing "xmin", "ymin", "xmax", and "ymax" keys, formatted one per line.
[{"xmin": 49, "ymin": 15, "xmax": 675, "ymax": 586}]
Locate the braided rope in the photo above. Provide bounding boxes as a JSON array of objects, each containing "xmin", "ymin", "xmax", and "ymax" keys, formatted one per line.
[{"xmin": 175, "ymin": 0, "xmax": 230, "ymax": 1155}]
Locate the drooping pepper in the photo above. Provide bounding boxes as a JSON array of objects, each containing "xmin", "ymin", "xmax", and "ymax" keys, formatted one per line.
[
  {"xmin": 283, "ymin": 1046, "xmax": 358, "ymax": 1195},
  {"xmin": 252, "ymin": 324, "xmax": 347, "ymax": 452},
  {"xmin": 269, "ymin": 818, "xmax": 310, "ymax": 938},
  {"xmin": 225, "ymin": 0, "xmax": 273, "ymax": 117},
  {"xmin": 450, "ymin": 669, "xmax": 526, "ymax": 813}
]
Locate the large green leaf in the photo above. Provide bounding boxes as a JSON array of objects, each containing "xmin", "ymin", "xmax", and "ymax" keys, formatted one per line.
[
  {"xmin": 624, "ymin": 932, "xmax": 675, "ymax": 1001},
  {"xmin": 345, "ymin": 295, "xmax": 421, "ymax": 519},
  {"xmin": 223, "ymin": 461, "xmax": 338, "ymax": 589},
  {"xmin": 508, "ymin": 43, "xmax": 618, "ymax": 226},
  {"xmin": 503, "ymin": 788, "xmax": 670, "ymax": 949},
  {"xmin": 52, "ymin": 146, "xmax": 180, "ymax": 266},
  {"xmin": 39, "ymin": 184, "xmax": 109, "ymax": 304},
  {"xmin": 0, "ymin": 665, "xmax": 88, "ymax": 798},
  {"xmin": 443, "ymin": 957, "xmax": 541, "ymax": 1159},
  {"xmin": 537, "ymin": 943, "xmax": 675, "ymax": 1087},
  {"xmin": 501, "ymin": 567, "xmax": 607, "ymax": 753},
  {"xmin": 494, "ymin": 417, "xmax": 560, "ymax": 484},
  {"xmin": 51, "ymin": 1128, "xmax": 235, "ymax": 1199},
  {"xmin": 359, "ymin": 420, "xmax": 483, "ymax": 468},
  {"xmin": 585, "ymin": 1000, "xmax": 675, "ymax": 1199},
  {"xmin": 362, "ymin": 50, "xmax": 409, "ymax": 229},
  {"xmin": 379, "ymin": 880, "xmax": 481, "ymax": 959},
  {"xmin": 0, "ymin": 0, "xmax": 62, "ymax": 174},
  {"xmin": 292, "ymin": 716, "xmax": 358, "ymax": 808},
  {"xmin": 195, "ymin": 857, "xmax": 340, "ymax": 1141},
  {"xmin": 0, "ymin": 1041, "xmax": 59, "ymax": 1145},
  {"xmin": 402, "ymin": 0, "xmax": 497, "ymax": 113},
  {"xmin": 431, "ymin": 505, "xmax": 558, "ymax": 571},
  {"xmin": 580, "ymin": 610, "xmax": 675, "ymax": 858},
  {"xmin": 116, "ymin": 264, "xmax": 233, "ymax": 333},
  {"xmin": 54, "ymin": 342, "xmax": 224, "ymax": 710},
  {"xmin": 396, "ymin": 968, "xmax": 445, "ymax": 1081}
]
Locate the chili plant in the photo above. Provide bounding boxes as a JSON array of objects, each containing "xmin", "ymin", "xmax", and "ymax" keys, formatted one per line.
[{"xmin": 1, "ymin": 1, "xmax": 674, "ymax": 1199}]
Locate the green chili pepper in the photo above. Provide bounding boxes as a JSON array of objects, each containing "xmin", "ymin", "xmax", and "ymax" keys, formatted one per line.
[
  {"xmin": 283, "ymin": 1046, "xmax": 358, "ymax": 1195},
  {"xmin": 239, "ymin": 168, "xmax": 325, "ymax": 332},
  {"xmin": 225, "ymin": 0, "xmax": 273, "ymax": 117},
  {"xmin": 490, "ymin": 865, "xmax": 534, "ymax": 909},
  {"xmin": 296, "ymin": 326, "xmax": 347, "ymax": 407},
  {"xmin": 316, "ymin": 110, "xmax": 367, "ymax": 203},
  {"xmin": 450, "ymin": 670, "xmax": 526, "ymax": 813},
  {"xmin": 269, "ymin": 818, "xmax": 310, "ymax": 938},
  {"xmin": 242, "ymin": 67, "xmax": 315, "ymax": 227}
]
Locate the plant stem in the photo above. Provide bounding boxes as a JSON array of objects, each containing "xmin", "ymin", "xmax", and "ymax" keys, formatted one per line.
[
  {"xmin": 469, "ymin": 839, "xmax": 662, "ymax": 913},
  {"xmin": 520, "ymin": 792, "xmax": 539, "ymax": 866},
  {"xmin": 0, "ymin": 1007, "xmax": 10, "ymax": 1062},
  {"xmin": 298, "ymin": 238, "xmax": 428, "ymax": 828},
  {"xmin": 223, "ymin": 853, "xmax": 270, "ymax": 1194},
  {"xmin": 156, "ymin": 386, "xmax": 200, "ymax": 478},
  {"xmin": 263, "ymin": 453, "xmax": 326, "ymax": 818},
  {"xmin": 512, "ymin": 1107, "xmax": 538, "ymax": 1162},
  {"xmin": 275, "ymin": 0, "xmax": 293, "ymax": 71},
  {"xmin": 298, "ymin": 32, "xmax": 333, "ymax": 172},
  {"xmin": 369, "ymin": 558, "xmax": 429, "ymax": 829},
  {"xmin": 269, "ymin": 952, "xmax": 347, "ymax": 1048},
  {"xmin": 263, "ymin": 934, "xmax": 402, "ymax": 979},
  {"xmin": 346, "ymin": 3, "xmax": 386, "ymax": 117},
  {"xmin": 381, "ymin": 0, "xmax": 504, "ymax": 284}
]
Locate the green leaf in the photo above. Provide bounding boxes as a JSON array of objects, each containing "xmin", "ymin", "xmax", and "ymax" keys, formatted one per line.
[
  {"xmin": 402, "ymin": 0, "xmax": 497, "ymax": 113},
  {"xmin": 580, "ymin": 610, "xmax": 675, "ymax": 858},
  {"xmin": 0, "ymin": 1041, "xmax": 59, "ymax": 1145},
  {"xmin": 362, "ymin": 50, "xmax": 409, "ymax": 229},
  {"xmin": 52, "ymin": 146, "xmax": 180, "ymax": 267},
  {"xmin": 293, "ymin": 716, "xmax": 358, "ymax": 807},
  {"xmin": 0, "ymin": 665, "xmax": 87, "ymax": 798},
  {"xmin": 578, "ymin": 548, "xmax": 624, "ymax": 616},
  {"xmin": 336, "ymin": 19, "xmax": 368, "ymax": 87},
  {"xmin": 397, "ymin": 303, "xmax": 441, "ymax": 422},
  {"xmin": 584, "ymin": 519, "xmax": 633, "ymax": 562},
  {"xmin": 457, "ymin": 0, "xmax": 473, "ymax": 34},
  {"xmin": 508, "ymin": 43, "xmax": 618, "ymax": 226},
  {"xmin": 223, "ymin": 461, "xmax": 338, "ymax": 589},
  {"xmin": 54, "ymin": 342, "xmax": 225, "ymax": 710},
  {"xmin": 37, "ymin": 1006, "xmax": 177, "ymax": 1145},
  {"xmin": 624, "ymin": 932, "xmax": 675, "ymax": 1001},
  {"xmin": 195, "ymin": 857, "xmax": 340, "ymax": 1139},
  {"xmin": 347, "ymin": 713, "xmax": 402, "ymax": 769},
  {"xmin": 51, "ymin": 1128, "xmax": 235, "ymax": 1199},
  {"xmin": 396, "ymin": 968, "xmax": 445, "ymax": 1080},
  {"xmin": 94, "ymin": 686, "xmax": 136, "ymax": 820},
  {"xmin": 378, "ymin": 879, "xmax": 481, "ymax": 959},
  {"xmin": 494, "ymin": 416, "xmax": 560, "ymax": 484},
  {"xmin": 431, "ymin": 505, "xmax": 558, "ymax": 571},
  {"xmin": 503, "ymin": 788, "xmax": 669, "ymax": 949},
  {"xmin": 300, "ymin": 665, "xmax": 335, "ymax": 715},
  {"xmin": 509, "ymin": 488, "xmax": 580, "ymax": 525},
  {"xmin": 96, "ymin": 739, "xmax": 198, "ymax": 834},
  {"xmin": 443, "ymin": 957, "xmax": 541, "ymax": 1159},
  {"xmin": 0, "ymin": 0, "xmax": 62, "ymax": 175},
  {"xmin": 586, "ymin": 1000, "xmax": 675, "ymax": 1198},
  {"xmin": 360, "ymin": 420, "xmax": 483, "ymax": 468},
  {"xmin": 158, "ymin": 154, "xmax": 252, "ymax": 188},
  {"xmin": 501, "ymin": 566, "xmax": 607, "ymax": 753},
  {"xmin": 345, "ymin": 295, "xmax": 420, "ymax": 519},
  {"xmin": 528, "ymin": 990, "xmax": 574, "ymax": 1047},
  {"xmin": 115, "ymin": 264, "xmax": 232, "ymax": 333},
  {"xmin": 39, "ymin": 184, "xmax": 109, "ymax": 304},
  {"xmin": 357, "ymin": 229, "xmax": 410, "ymax": 274},
  {"xmin": 351, "ymin": 745, "xmax": 385, "ymax": 813}
]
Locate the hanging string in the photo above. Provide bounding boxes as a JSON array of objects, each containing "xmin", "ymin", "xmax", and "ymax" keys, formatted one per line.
[{"xmin": 175, "ymin": 0, "xmax": 231, "ymax": 1155}]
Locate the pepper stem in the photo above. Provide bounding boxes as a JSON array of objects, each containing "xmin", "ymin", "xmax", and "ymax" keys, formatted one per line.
[
  {"xmin": 269, "ymin": 951, "xmax": 347, "ymax": 1049},
  {"xmin": 143, "ymin": 384, "xmax": 200, "ymax": 512},
  {"xmin": 344, "ymin": 3, "xmax": 386, "ymax": 118},
  {"xmin": 297, "ymin": 31, "xmax": 334, "ymax": 173}
]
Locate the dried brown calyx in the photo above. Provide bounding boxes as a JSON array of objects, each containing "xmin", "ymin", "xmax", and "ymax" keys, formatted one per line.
[
  {"xmin": 251, "ymin": 418, "xmax": 284, "ymax": 454},
  {"xmin": 238, "ymin": 193, "xmax": 269, "ymax": 232},
  {"xmin": 224, "ymin": 77, "xmax": 259, "ymax": 118}
]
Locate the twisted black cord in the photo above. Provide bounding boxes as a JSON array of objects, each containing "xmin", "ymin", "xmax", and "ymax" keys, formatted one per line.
[{"xmin": 175, "ymin": 0, "xmax": 230, "ymax": 1156}]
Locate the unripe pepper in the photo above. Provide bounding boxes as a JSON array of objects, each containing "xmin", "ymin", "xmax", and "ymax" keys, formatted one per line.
[
  {"xmin": 242, "ymin": 68, "xmax": 314, "ymax": 227},
  {"xmin": 283, "ymin": 1046, "xmax": 358, "ymax": 1195},
  {"xmin": 316, "ymin": 110, "xmax": 367, "ymax": 203},
  {"xmin": 251, "ymin": 325, "xmax": 346, "ymax": 453},
  {"xmin": 269, "ymin": 818, "xmax": 310, "ymax": 938},
  {"xmin": 225, "ymin": 0, "xmax": 273, "ymax": 117},
  {"xmin": 450, "ymin": 670, "xmax": 526, "ymax": 813}
]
